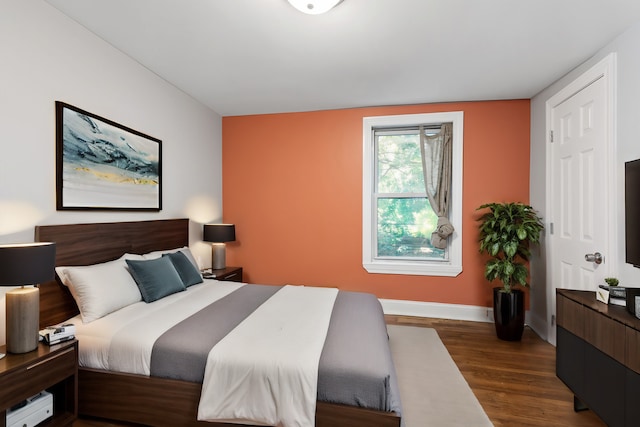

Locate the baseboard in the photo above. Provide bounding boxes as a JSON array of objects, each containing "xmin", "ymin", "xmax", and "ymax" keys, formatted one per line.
[
  {"xmin": 380, "ymin": 298, "xmax": 532, "ymax": 325},
  {"xmin": 527, "ymin": 311, "xmax": 548, "ymax": 341},
  {"xmin": 380, "ymin": 299, "xmax": 494, "ymax": 323}
]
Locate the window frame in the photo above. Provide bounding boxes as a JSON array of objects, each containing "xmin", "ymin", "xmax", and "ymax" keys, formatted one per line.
[{"xmin": 362, "ymin": 111, "xmax": 464, "ymax": 277}]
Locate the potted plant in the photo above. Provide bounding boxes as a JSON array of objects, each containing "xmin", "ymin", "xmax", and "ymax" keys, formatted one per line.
[
  {"xmin": 477, "ymin": 202, "xmax": 544, "ymax": 341},
  {"xmin": 604, "ymin": 277, "xmax": 619, "ymax": 287}
]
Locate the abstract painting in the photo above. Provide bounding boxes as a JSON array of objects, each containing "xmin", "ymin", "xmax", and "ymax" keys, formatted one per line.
[{"xmin": 56, "ymin": 102, "xmax": 162, "ymax": 211}]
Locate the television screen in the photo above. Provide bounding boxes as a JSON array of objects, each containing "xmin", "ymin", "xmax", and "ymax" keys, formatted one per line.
[{"xmin": 626, "ymin": 159, "xmax": 640, "ymax": 267}]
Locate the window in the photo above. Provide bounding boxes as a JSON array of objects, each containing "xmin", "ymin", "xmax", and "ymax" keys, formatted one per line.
[
  {"xmin": 362, "ymin": 112, "xmax": 463, "ymax": 276},
  {"xmin": 375, "ymin": 127, "xmax": 444, "ymax": 260}
]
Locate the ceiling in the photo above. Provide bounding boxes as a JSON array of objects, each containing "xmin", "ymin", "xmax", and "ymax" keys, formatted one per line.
[{"xmin": 46, "ymin": 0, "xmax": 640, "ymax": 117}]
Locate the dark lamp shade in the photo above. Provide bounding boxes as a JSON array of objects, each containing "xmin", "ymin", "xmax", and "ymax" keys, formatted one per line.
[
  {"xmin": 0, "ymin": 242, "xmax": 57, "ymax": 285},
  {"xmin": 203, "ymin": 224, "xmax": 236, "ymax": 243}
]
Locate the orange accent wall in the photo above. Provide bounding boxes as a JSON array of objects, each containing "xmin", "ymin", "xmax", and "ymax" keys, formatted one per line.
[{"xmin": 222, "ymin": 100, "xmax": 530, "ymax": 307}]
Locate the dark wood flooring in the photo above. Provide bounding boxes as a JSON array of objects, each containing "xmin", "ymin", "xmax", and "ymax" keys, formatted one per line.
[{"xmin": 73, "ymin": 317, "xmax": 605, "ymax": 427}]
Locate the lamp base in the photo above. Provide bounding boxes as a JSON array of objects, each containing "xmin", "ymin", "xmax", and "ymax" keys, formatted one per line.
[
  {"xmin": 212, "ymin": 243, "xmax": 227, "ymax": 270},
  {"xmin": 6, "ymin": 286, "xmax": 40, "ymax": 354}
]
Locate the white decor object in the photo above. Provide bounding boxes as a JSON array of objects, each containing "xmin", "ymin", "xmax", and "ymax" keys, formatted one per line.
[{"xmin": 287, "ymin": 0, "xmax": 343, "ymax": 15}]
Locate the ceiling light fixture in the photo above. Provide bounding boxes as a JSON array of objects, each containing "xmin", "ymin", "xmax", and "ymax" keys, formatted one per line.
[{"xmin": 287, "ymin": 0, "xmax": 343, "ymax": 15}]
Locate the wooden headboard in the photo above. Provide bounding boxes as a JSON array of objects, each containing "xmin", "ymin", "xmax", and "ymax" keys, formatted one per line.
[{"xmin": 35, "ymin": 218, "xmax": 190, "ymax": 327}]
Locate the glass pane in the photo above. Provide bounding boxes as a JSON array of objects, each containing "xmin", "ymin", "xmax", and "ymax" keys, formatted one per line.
[
  {"xmin": 377, "ymin": 197, "xmax": 445, "ymax": 259},
  {"xmin": 376, "ymin": 133, "xmax": 425, "ymax": 193}
]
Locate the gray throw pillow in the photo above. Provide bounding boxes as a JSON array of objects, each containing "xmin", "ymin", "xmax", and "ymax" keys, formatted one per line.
[
  {"xmin": 163, "ymin": 251, "xmax": 203, "ymax": 287},
  {"xmin": 126, "ymin": 256, "xmax": 186, "ymax": 303}
]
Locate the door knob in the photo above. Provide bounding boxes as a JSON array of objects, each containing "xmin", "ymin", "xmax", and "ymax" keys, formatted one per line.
[{"xmin": 585, "ymin": 252, "xmax": 603, "ymax": 264}]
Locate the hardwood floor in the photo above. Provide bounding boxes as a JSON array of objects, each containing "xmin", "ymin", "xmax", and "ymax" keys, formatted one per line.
[{"xmin": 73, "ymin": 317, "xmax": 605, "ymax": 427}]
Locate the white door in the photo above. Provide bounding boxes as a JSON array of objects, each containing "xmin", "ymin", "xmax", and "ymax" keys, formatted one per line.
[{"xmin": 547, "ymin": 54, "xmax": 615, "ymax": 344}]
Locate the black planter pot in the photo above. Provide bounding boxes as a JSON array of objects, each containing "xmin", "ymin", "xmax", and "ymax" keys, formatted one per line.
[{"xmin": 493, "ymin": 287, "xmax": 524, "ymax": 341}]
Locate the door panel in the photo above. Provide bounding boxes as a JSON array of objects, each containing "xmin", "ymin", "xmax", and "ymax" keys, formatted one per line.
[{"xmin": 549, "ymin": 75, "xmax": 610, "ymax": 344}]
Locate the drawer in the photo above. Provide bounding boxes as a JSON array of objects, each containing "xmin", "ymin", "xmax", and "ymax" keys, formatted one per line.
[
  {"xmin": 584, "ymin": 309, "xmax": 626, "ymax": 365},
  {"xmin": 556, "ymin": 327, "xmax": 586, "ymax": 398},
  {"xmin": 219, "ymin": 271, "xmax": 242, "ymax": 282},
  {"xmin": 0, "ymin": 345, "xmax": 76, "ymax": 409},
  {"xmin": 557, "ymin": 293, "xmax": 585, "ymax": 338},
  {"xmin": 626, "ymin": 326, "xmax": 640, "ymax": 374},
  {"xmin": 215, "ymin": 268, "xmax": 243, "ymax": 282}
]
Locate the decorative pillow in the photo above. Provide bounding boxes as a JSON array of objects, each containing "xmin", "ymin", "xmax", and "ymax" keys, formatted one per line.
[
  {"xmin": 163, "ymin": 251, "xmax": 203, "ymax": 287},
  {"xmin": 126, "ymin": 256, "xmax": 186, "ymax": 303},
  {"xmin": 56, "ymin": 254, "xmax": 144, "ymax": 323},
  {"xmin": 142, "ymin": 246, "xmax": 200, "ymax": 271}
]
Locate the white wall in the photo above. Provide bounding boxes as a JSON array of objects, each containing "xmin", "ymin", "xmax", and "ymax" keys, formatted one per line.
[
  {"xmin": 530, "ymin": 20, "xmax": 640, "ymax": 339},
  {"xmin": 0, "ymin": 0, "xmax": 223, "ymax": 343}
]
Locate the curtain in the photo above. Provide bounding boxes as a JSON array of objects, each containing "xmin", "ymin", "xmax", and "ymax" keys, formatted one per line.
[{"xmin": 420, "ymin": 123, "xmax": 454, "ymax": 249}]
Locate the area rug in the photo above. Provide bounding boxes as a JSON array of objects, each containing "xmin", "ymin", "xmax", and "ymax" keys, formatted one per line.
[{"xmin": 387, "ymin": 325, "xmax": 493, "ymax": 427}]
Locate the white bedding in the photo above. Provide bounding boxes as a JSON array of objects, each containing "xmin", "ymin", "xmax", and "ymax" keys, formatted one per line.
[
  {"xmin": 70, "ymin": 281, "xmax": 339, "ymax": 427},
  {"xmin": 68, "ymin": 280, "xmax": 243, "ymax": 374},
  {"xmin": 197, "ymin": 285, "xmax": 338, "ymax": 427}
]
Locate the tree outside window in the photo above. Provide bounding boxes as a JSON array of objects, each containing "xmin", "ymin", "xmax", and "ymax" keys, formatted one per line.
[{"xmin": 375, "ymin": 131, "xmax": 445, "ymax": 260}]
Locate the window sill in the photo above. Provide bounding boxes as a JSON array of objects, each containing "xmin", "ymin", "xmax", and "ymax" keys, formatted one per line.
[{"xmin": 363, "ymin": 260, "xmax": 462, "ymax": 277}]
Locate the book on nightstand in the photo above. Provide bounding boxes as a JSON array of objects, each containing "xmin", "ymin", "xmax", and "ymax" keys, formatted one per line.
[{"xmin": 38, "ymin": 323, "xmax": 75, "ymax": 345}]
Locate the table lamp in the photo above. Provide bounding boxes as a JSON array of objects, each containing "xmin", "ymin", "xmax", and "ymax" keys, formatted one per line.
[
  {"xmin": 203, "ymin": 224, "xmax": 235, "ymax": 270},
  {"xmin": 0, "ymin": 242, "xmax": 56, "ymax": 357}
]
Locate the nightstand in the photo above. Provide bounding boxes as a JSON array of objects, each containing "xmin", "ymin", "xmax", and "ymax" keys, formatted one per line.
[
  {"xmin": 205, "ymin": 266, "xmax": 243, "ymax": 282},
  {"xmin": 0, "ymin": 340, "xmax": 77, "ymax": 427}
]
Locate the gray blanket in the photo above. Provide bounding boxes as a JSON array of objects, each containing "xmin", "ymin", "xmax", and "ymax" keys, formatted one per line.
[{"xmin": 150, "ymin": 284, "xmax": 402, "ymax": 415}]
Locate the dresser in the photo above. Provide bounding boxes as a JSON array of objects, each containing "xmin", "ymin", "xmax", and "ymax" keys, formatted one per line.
[{"xmin": 556, "ymin": 289, "xmax": 640, "ymax": 427}]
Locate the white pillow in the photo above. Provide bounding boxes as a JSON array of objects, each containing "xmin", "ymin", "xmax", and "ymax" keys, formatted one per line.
[
  {"xmin": 55, "ymin": 253, "xmax": 143, "ymax": 287},
  {"xmin": 56, "ymin": 254, "xmax": 144, "ymax": 323},
  {"xmin": 142, "ymin": 246, "xmax": 200, "ymax": 270}
]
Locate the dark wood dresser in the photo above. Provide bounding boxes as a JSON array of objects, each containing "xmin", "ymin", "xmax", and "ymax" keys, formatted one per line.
[{"xmin": 556, "ymin": 289, "xmax": 640, "ymax": 427}]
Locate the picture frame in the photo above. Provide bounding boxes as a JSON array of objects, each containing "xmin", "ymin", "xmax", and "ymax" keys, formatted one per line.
[{"xmin": 55, "ymin": 101, "xmax": 162, "ymax": 211}]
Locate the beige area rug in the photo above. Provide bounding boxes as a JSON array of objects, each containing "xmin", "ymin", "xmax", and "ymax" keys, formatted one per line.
[{"xmin": 388, "ymin": 325, "xmax": 494, "ymax": 427}]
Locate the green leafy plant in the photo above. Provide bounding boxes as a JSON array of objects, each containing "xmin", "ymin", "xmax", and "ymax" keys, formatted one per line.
[
  {"xmin": 477, "ymin": 202, "xmax": 544, "ymax": 293},
  {"xmin": 604, "ymin": 277, "xmax": 619, "ymax": 287}
]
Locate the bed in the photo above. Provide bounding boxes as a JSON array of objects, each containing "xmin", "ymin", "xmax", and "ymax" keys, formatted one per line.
[{"xmin": 35, "ymin": 218, "xmax": 402, "ymax": 427}]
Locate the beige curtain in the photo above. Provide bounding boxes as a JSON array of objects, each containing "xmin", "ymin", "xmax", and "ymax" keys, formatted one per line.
[{"xmin": 420, "ymin": 123, "xmax": 454, "ymax": 249}]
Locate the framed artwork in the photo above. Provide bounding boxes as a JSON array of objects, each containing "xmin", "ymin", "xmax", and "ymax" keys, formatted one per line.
[{"xmin": 56, "ymin": 101, "xmax": 162, "ymax": 211}]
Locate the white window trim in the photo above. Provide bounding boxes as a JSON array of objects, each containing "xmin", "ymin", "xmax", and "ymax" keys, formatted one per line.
[{"xmin": 362, "ymin": 111, "xmax": 463, "ymax": 277}]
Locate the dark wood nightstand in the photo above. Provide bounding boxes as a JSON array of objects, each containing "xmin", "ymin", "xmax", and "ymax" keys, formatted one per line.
[
  {"xmin": 204, "ymin": 266, "xmax": 243, "ymax": 282},
  {"xmin": 0, "ymin": 340, "xmax": 77, "ymax": 427}
]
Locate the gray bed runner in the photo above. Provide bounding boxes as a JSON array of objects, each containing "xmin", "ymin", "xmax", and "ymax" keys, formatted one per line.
[
  {"xmin": 150, "ymin": 284, "xmax": 281, "ymax": 382},
  {"xmin": 150, "ymin": 284, "xmax": 402, "ymax": 415}
]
